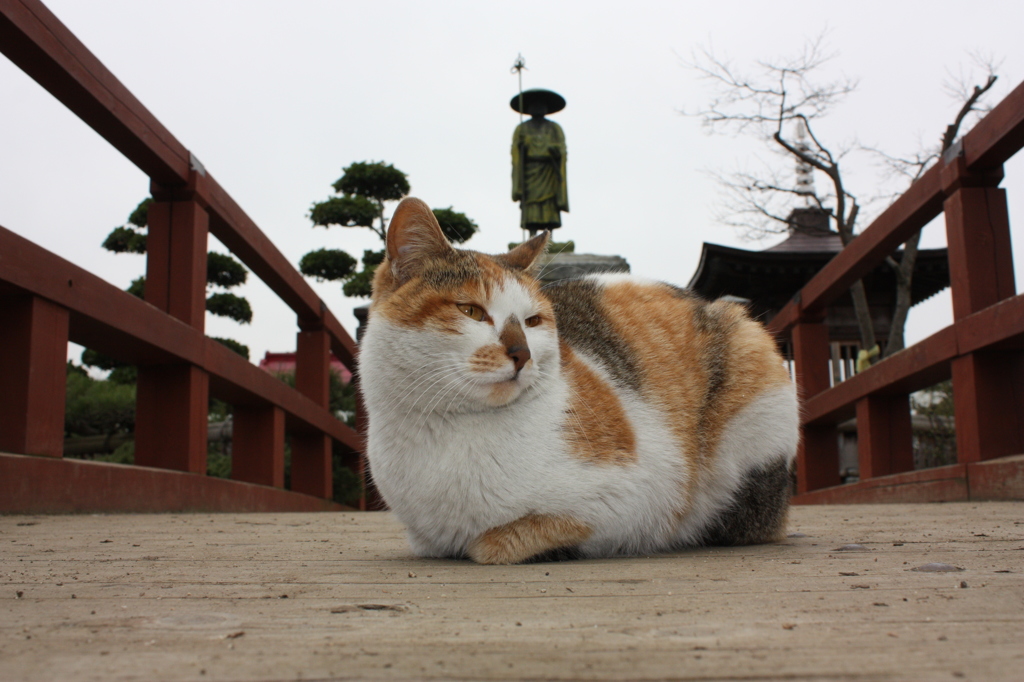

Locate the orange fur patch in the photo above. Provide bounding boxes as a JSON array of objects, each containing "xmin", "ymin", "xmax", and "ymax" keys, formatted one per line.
[
  {"xmin": 468, "ymin": 514, "xmax": 592, "ymax": 564},
  {"xmin": 468, "ymin": 343, "xmax": 509, "ymax": 373},
  {"xmin": 371, "ymin": 252, "xmax": 543, "ymax": 332},
  {"xmin": 598, "ymin": 282, "xmax": 790, "ymax": 478},
  {"xmin": 560, "ymin": 343, "xmax": 637, "ymax": 465}
]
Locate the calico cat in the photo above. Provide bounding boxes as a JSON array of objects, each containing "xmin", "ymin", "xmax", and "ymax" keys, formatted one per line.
[{"xmin": 359, "ymin": 197, "xmax": 799, "ymax": 564}]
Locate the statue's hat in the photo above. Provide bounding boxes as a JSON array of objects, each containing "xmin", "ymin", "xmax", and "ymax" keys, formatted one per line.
[{"xmin": 510, "ymin": 88, "xmax": 566, "ymax": 114}]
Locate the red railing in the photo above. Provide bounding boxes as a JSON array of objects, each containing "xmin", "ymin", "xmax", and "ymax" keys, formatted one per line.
[
  {"xmin": 770, "ymin": 79, "xmax": 1024, "ymax": 503},
  {"xmin": 0, "ymin": 0, "xmax": 363, "ymax": 512}
]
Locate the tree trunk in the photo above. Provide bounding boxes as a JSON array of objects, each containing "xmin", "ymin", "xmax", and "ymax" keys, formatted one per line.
[
  {"xmin": 850, "ymin": 279, "xmax": 877, "ymax": 353},
  {"xmin": 884, "ymin": 231, "xmax": 921, "ymax": 357},
  {"xmin": 833, "ymin": 203, "xmax": 878, "ymax": 357}
]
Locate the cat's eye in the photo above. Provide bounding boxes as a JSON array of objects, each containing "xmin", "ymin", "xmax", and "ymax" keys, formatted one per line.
[
  {"xmin": 525, "ymin": 315, "xmax": 542, "ymax": 328},
  {"xmin": 457, "ymin": 304, "xmax": 488, "ymax": 322}
]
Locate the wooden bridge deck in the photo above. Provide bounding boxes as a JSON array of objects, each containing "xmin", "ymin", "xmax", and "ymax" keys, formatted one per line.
[{"xmin": 2, "ymin": 503, "xmax": 1022, "ymax": 681}]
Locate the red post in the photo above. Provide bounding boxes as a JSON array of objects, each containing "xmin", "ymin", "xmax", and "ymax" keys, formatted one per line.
[
  {"xmin": 134, "ymin": 183, "xmax": 211, "ymax": 473},
  {"xmin": 290, "ymin": 327, "xmax": 333, "ymax": 499},
  {"xmin": 231, "ymin": 405, "xmax": 285, "ymax": 487},
  {"xmin": 791, "ymin": 321, "xmax": 840, "ymax": 493},
  {"xmin": 950, "ymin": 352, "xmax": 1023, "ymax": 463},
  {"xmin": 856, "ymin": 394, "xmax": 914, "ymax": 478},
  {"xmin": 943, "ymin": 159, "xmax": 1023, "ymax": 463},
  {"xmin": 134, "ymin": 365, "xmax": 209, "ymax": 472},
  {"xmin": 0, "ymin": 295, "xmax": 69, "ymax": 457}
]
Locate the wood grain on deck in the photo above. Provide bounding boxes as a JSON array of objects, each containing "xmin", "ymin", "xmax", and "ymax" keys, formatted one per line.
[{"xmin": 2, "ymin": 504, "xmax": 1022, "ymax": 681}]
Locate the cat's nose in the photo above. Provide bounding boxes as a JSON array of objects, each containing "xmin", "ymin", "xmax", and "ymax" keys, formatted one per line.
[{"xmin": 506, "ymin": 345, "xmax": 531, "ymax": 374}]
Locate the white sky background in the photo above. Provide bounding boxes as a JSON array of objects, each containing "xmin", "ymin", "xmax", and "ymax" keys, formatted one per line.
[{"xmin": 2, "ymin": 0, "xmax": 1023, "ymax": 368}]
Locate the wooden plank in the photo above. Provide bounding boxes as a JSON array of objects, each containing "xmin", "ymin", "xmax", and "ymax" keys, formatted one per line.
[
  {"xmin": 134, "ymin": 194, "xmax": 211, "ymax": 473},
  {"xmin": 964, "ymin": 79, "xmax": 1024, "ymax": 171},
  {"xmin": 0, "ymin": 0, "xmax": 190, "ymax": 184},
  {"xmin": 791, "ymin": 322, "xmax": 839, "ymax": 493},
  {"xmin": 0, "ymin": 223, "xmax": 361, "ymax": 453},
  {"xmin": 291, "ymin": 328, "xmax": 335, "ymax": 499},
  {"xmin": 290, "ymin": 434, "xmax": 334, "ymax": 500},
  {"xmin": 945, "ymin": 174, "xmax": 1021, "ymax": 466},
  {"xmin": 0, "ymin": 452, "xmax": 346, "ymax": 513},
  {"xmin": 2, "ymin": 503, "xmax": 1022, "ymax": 680},
  {"xmin": 956, "ymin": 292, "xmax": 1024, "ymax": 353},
  {"xmin": 322, "ymin": 307, "xmax": 358, "ymax": 369},
  {"xmin": 295, "ymin": 328, "xmax": 331, "ymax": 409},
  {"xmin": 187, "ymin": 176, "xmax": 359, "ymax": 366},
  {"xmin": 765, "ymin": 298, "xmax": 800, "ymax": 338},
  {"xmin": 792, "ymin": 463, "xmax": 969, "ymax": 504},
  {"xmin": 801, "ymin": 298, "xmax": 1024, "ymax": 430},
  {"xmin": 967, "ymin": 454, "xmax": 1024, "ymax": 500},
  {"xmin": 0, "ymin": 224, "xmax": 204, "ymax": 366}
]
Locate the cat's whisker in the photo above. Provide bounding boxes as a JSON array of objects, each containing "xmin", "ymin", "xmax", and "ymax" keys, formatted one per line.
[
  {"xmin": 411, "ymin": 374, "xmax": 470, "ymax": 444},
  {"xmin": 390, "ymin": 367, "xmax": 467, "ymax": 435},
  {"xmin": 372, "ymin": 361, "xmax": 464, "ymax": 411},
  {"xmin": 370, "ymin": 352, "xmax": 462, "ymax": 391},
  {"xmin": 386, "ymin": 365, "xmax": 463, "ymax": 409},
  {"xmin": 439, "ymin": 381, "xmax": 473, "ymax": 419},
  {"xmin": 367, "ymin": 364, "xmax": 465, "ymax": 438},
  {"xmin": 366, "ymin": 368, "xmax": 458, "ymax": 428}
]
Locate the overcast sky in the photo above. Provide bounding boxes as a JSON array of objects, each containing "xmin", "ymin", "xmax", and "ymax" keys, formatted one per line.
[{"xmin": 2, "ymin": 0, "xmax": 1022, "ymax": 369}]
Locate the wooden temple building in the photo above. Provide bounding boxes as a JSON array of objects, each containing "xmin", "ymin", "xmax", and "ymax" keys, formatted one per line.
[{"xmin": 688, "ymin": 206, "xmax": 951, "ymax": 384}]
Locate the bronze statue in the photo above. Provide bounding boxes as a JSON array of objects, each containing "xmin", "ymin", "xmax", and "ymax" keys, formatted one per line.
[{"xmin": 511, "ymin": 89, "xmax": 568, "ymax": 235}]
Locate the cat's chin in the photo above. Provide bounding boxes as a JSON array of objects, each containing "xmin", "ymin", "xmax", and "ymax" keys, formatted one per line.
[{"xmin": 484, "ymin": 378, "xmax": 526, "ymax": 407}]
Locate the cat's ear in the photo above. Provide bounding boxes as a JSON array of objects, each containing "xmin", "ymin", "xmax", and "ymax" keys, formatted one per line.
[
  {"xmin": 386, "ymin": 197, "xmax": 453, "ymax": 283},
  {"xmin": 498, "ymin": 231, "xmax": 550, "ymax": 274}
]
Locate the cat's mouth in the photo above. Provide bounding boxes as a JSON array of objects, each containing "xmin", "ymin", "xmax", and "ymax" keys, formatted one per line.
[
  {"xmin": 486, "ymin": 378, "xmax": 523, "ymax": 406},
  {"xmin": 480, "ymin": 363, "xmax": 536, "ymax": 405}
]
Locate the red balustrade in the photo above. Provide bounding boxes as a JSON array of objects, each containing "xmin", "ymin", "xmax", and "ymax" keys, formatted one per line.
[
  {"xmin": 770, "ymin": 80, "xmax": 1024, "ymax": 503},
  {"xmin": 0, "ymin": 0, "xmax": 364, "ymax": 513}
]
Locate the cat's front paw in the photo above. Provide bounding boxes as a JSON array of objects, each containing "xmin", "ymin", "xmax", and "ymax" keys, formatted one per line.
[
  {"xmin": 467, "ymin": 514, "xmax": 591, "ymax": 565},
  {"xmin": 467, "ymin": 533, "xmax": 520, "ymax": 565}
]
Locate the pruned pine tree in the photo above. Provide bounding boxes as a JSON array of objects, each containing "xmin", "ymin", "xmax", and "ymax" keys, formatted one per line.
[
  {"xmin": 84, "ymin": 198, "xmax": 253, "ymax": 377},
  {"xmin": 300, "ymin": 161, "xmax": 478, "ymax": 298}
]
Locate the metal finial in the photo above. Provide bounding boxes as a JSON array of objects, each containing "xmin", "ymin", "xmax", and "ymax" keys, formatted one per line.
[{"xmin": 511, "ymin": 54, "xmax": 526, "ymax": 123}]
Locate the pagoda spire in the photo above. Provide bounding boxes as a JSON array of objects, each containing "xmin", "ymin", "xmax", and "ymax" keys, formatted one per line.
[{"xmin": 794, "ymin": 120, "xmax": 815, "ymax": 205}]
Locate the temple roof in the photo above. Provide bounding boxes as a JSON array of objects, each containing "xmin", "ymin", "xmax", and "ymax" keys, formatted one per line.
[{"xmin": 687, "ymin": 239, "xmax": 950, "ymax": 318}]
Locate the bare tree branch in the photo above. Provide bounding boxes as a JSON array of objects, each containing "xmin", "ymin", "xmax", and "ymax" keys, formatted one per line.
[
  {"xmin": 868, "ymin": 54, "xmax": 1000, "ymax": 358},
  {"xmin": 942, "ymin": 72, "xmax": 997, "ymax": 151},
  {"xmin": 687, "ymin": 36, "xmax": 877, "ymax": 352}
]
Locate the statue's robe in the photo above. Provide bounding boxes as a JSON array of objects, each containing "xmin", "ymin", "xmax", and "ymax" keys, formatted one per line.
[{"xmin": 512, "ymin": 119, "xmax": 568, "ymax": 230}]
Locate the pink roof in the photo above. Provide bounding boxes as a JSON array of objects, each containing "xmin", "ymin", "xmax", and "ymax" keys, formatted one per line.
[{"xmin": 258, "ymin": 351, "xmax": 352, "ymax": 384}]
